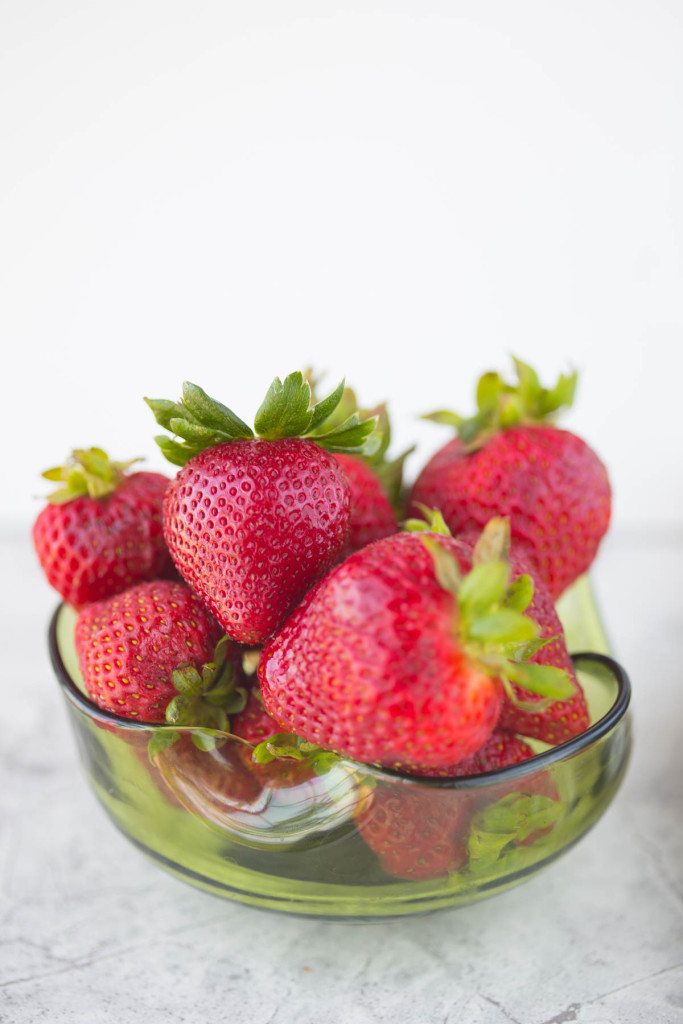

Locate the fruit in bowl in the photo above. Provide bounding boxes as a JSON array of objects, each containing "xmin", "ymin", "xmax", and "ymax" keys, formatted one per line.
[{"xmin": 38, "ymin": 364, "xmax": 631, "ymax": 917}]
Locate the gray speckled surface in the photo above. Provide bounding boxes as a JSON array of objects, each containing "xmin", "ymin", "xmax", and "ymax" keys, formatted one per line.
[{"xmin": 2, "ymin": 534, "xmax": 682, "ymax": 1024}]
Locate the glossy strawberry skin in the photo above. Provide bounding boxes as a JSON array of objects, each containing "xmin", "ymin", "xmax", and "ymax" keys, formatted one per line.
[
  {"xmin": 333, "ymin": 454, "xmax": 397, "ymax": 557},
  {"xmin": 163, "ymin": 438, "xmax": 351, "ymax": 645},
  {"xmin": 356, "ymin": 784, "xmax": 471, "ymax": 880},
  {"xmin": 33, "ymin": 472, "xmax": 174, "ymax": 607},
  {"xmin": 259, "ymin": 533, "xmax": 505, "ymax": 770},
  {"xmin": 75, "ymin": 580, "xmax": 223, "ymax": 722},
  {"xmin": 409, "ymin": 426, "xmax": 611, "ymax": 599},
  {"xmin": 231, "ymin": 688, "xmax": 280, "ymax": 743},
  {"xmin": 410, "ymin": 731, "xmax": 536, "ymax": 778}
]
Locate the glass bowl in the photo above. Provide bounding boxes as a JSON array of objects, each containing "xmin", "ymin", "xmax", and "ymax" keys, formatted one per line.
[{"xmin": 49, "ymin": 576, "xmax": 631, "ymax": 918}]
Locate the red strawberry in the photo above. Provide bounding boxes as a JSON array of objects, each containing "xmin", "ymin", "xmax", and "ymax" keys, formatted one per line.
[
  {"xmin": 425, "ymin": 513, "xmax": 590, "ymax": 746},
  {"xmin": 498, "ymin": 553, "xmax": 589, "ymax": 744},
  {"xmin": 33, "ymin": 448, "xmax": 174, "ymax": 607},
  {"xmin": 75, "ymin": 580, "xmax": 229, "ymax": 723},
  {"xmin": 455, "ymin": 731, "xmax": 535, "ymax": 775},
  {"xmin": 333, "ymin": 453, "xmax": 397, "ymax": 556},
  {"xmin": 146, "ymin": 374, "xmax": 378, "ymax": 644},
  {"xmin": 231, "ymin": 687, "xmax": 280, "ymax": 743},
  {"xmin": 409, "ymin": 358, "xmax": 611, "ymax": 598},
  {"xmin": 356, "ymin": 785, "xmax": 472, "ymax": 880},
  {"xmin": 259, "ymin": 523, "xmax": 575, "ymax": 771},
  {"xmin": 411, "ymin": 731, "xmax": 536, "ymax": 778}
]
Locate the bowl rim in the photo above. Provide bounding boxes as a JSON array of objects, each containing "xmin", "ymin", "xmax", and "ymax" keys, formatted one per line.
[{"xmin": 48, "ymin": 603, "xmax": 631, "ymax": 790}]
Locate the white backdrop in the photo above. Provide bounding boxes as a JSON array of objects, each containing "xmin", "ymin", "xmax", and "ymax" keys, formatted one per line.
[{"xmin": 1, "ymin": 0, "xmax": 681, "ymax": 532}]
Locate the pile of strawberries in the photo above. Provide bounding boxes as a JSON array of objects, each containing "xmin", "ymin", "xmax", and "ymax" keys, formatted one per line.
[{"xmin": 34, "ymin": 359, "xmax": 612, "ymax": 879}]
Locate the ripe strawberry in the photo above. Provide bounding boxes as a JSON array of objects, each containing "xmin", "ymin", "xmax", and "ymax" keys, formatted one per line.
[
  {"xmin": 355, "ymin": 784, "xmax": 471, "ymax": 880},
  {"xmin": 231, "ymin": 687, "xmax": 280, "ymax": 743},
  {"xmin": 412, "ymin": 731, "xmax": 536, "ymax": 778},
  {"xmin": 259, "ymin": 522, "xmax": 575, "ymax": 771},
  {"xmin": 455, "ymin": 731, "xmax": 535, "ymax": 775},
  {"xmin": 333, "ymin": 453, "xmax": 397, "ymax": 556},
  {"xmin": 75, "ymin": 580, "xmax": 236, "ymax": 725},
  {"xmin": 146, "ymin": 373, "xmax": 378, "ymax": 644},
  {"xmin": 33, "ymin": 448, "xmax": 174, "ymax": 607},
  {"xmin": 497, "ymin": 553, "xmax": 589, "ymax": 744},
  {"xmin": 419, "ymin": 513, "xmax": 590, "ymax": 746},
  {"xmin": 409, "ymin": 358, "xmax": 611, "ymax": 598}
]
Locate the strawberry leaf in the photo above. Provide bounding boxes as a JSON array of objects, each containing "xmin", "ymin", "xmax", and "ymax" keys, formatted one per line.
[
  {"xmin": 252, "ymin": 733, "xmax": 339, "ymax": 775},
  {"xmin": 472, "ymin": 517, "xmax": 511, "ymax": 565},
  {"xmin": 505, "ymin": 574, "xmax": 534, "ymax": 613},
  {"xmin": 41, "ymin": 448, "xmax": 142, "ymax": 503},
  {"xmin": 312, "ymin": 414, "xmax": 379, "ymax": 454},
  {"xmin": 254, "ymin": 372, "xmax": 314, "ymax": 439},
  {"xmin": 420, "ymin": 536, "xmax": 462, "ymax": 595},
  {"xmin": 147, "ymin": 729, "xmax": 180, "ymax": 762},
  {"xmin": 181, "ymin": 382, "xmax": 253, "ymax": 438},
  {"xmin": 506, "ymin": 662, "xmax": 576, "ymax": 700},
  {"xmin": 468, "ymin": 609, "xmax": 538, "ymax": 645},
  {"xmin": 308, "ymin": 379, "xmax": 346, "ymax": 431},
  {"xmin": 466, "ymin": 793, "xmax": 562, "ymax": 873},
  {"xmin": 421, "ymin": 356, "xmax": 578, "ymax": 449},
  {"xmin": 458, "ymin": 561, "xmax": 510, "ymax": 619},
  {"xmin": 404, "ymin": 505, "xmax": 452, "ymax": 536}
]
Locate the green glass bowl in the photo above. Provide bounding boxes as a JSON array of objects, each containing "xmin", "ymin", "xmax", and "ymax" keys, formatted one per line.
[{"xmin": 49, "ymin": 576, "xmax": 631, "ymax": 918}]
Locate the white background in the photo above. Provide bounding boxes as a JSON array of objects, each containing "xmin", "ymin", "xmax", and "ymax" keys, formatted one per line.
[{"xmin": 1, "ymin": 0, "xmax": 682, "ymax": 533}]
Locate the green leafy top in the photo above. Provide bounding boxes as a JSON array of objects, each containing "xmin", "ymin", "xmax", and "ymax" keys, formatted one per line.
[
  {"xmin": 147, "ymin": 635, "xmax": 248, "ymax": 760},
  {"xmin": 304, "ymin": 369, "xmax": 414, "ymax": 512},
  {"xmin": 466, "ymin": 792, "xmax": 562, "ymax": 875},
  {"xmin": 145, "ymin": 373, "xmax": 381, "ymax": 467},
  {"xmin": 423, "ymin": 356, "xmax": 578, "ymax": 449},
  {"xmin": 41, "ymin": 448, "xmax": 142, "ymax": 503},
  {"xmin": 411, "ymin": 514, "xmax": 575, "ymax": 705},
  {"xmin": 251, "ymin": 732, "xmax": 340, "ymax": 776}
]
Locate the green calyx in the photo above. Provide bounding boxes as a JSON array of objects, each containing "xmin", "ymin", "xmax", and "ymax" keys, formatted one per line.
[
  {"xmin": 467, "ymin": 792, "xmax": 562, "ymax": 874},
  {"xmin": 41, "ymin": 448, "xmax": 141, "ymax": 503},
  {"xmin": 145, "ymin": 372, "xmax": 380, "ymax": 467},
  {"xmin": 304, "ymin": 369, "xmax": 414, "ymax": 511},
  {"xmin": 403, "ymin": 504, "xmax": 452, "ymax": 537},
  {"xmin": 423, "ymin": 355, "xmax": 578, "ymax": 449},
  {"xmin": 147, "ymin": 636, "xmax": 248, "ymax": 760},
  {"xmin": 251, "ymin": 732, "xmax": 340, "ymax": 776},
  {"xmin": 419, "ymin": 516, "xmax": 575, "ymax": 706}
]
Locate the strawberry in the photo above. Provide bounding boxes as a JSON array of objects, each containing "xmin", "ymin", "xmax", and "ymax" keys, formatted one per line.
[
  {"xmin": 333, "ymin": 453, "xmax": 397, "ymax": 556},
  {"xmin": 418, "ymin": 512, "xmax": 590, "ymax": 746},
  {"xmin": 231, "ymin": 687, "xmax": 280, "ymax": 743},
  {"xmin": 258, "ymin": 521, "xmax": 575, "ymax": 772},
  {"xmin": 497, "ymin": 553, "xmax": 589, "ymax": 744},
  {"xmin": 455, "ymin": 731, "xmax": 535, "ymax": 775},
  {"xmin": 146, "ymin": 373, "xmax": 378, "ymax": 644},
  {"xmin": 409, "ymin": 357, "xmax": 611, "ymax": 598},
  {"xmin": 355, "ymin": 785, "xmax": 471, "ymax": 880},
  {"xmin": 411, "ymin": 730, "xmax": 536, "ymax": 778},
  {"xmin": 75, "ymin": 580, "xmax": 240, "ymax": 729},
  {"xmin": 33, "ymin": 448, "xmax": 174, "ymax": 606}
]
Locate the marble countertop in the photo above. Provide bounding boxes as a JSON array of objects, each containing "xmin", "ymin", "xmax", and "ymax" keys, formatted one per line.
[{"xmin": 1, "ymin": 532, "xmax": 682, "ymax": 1024}]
